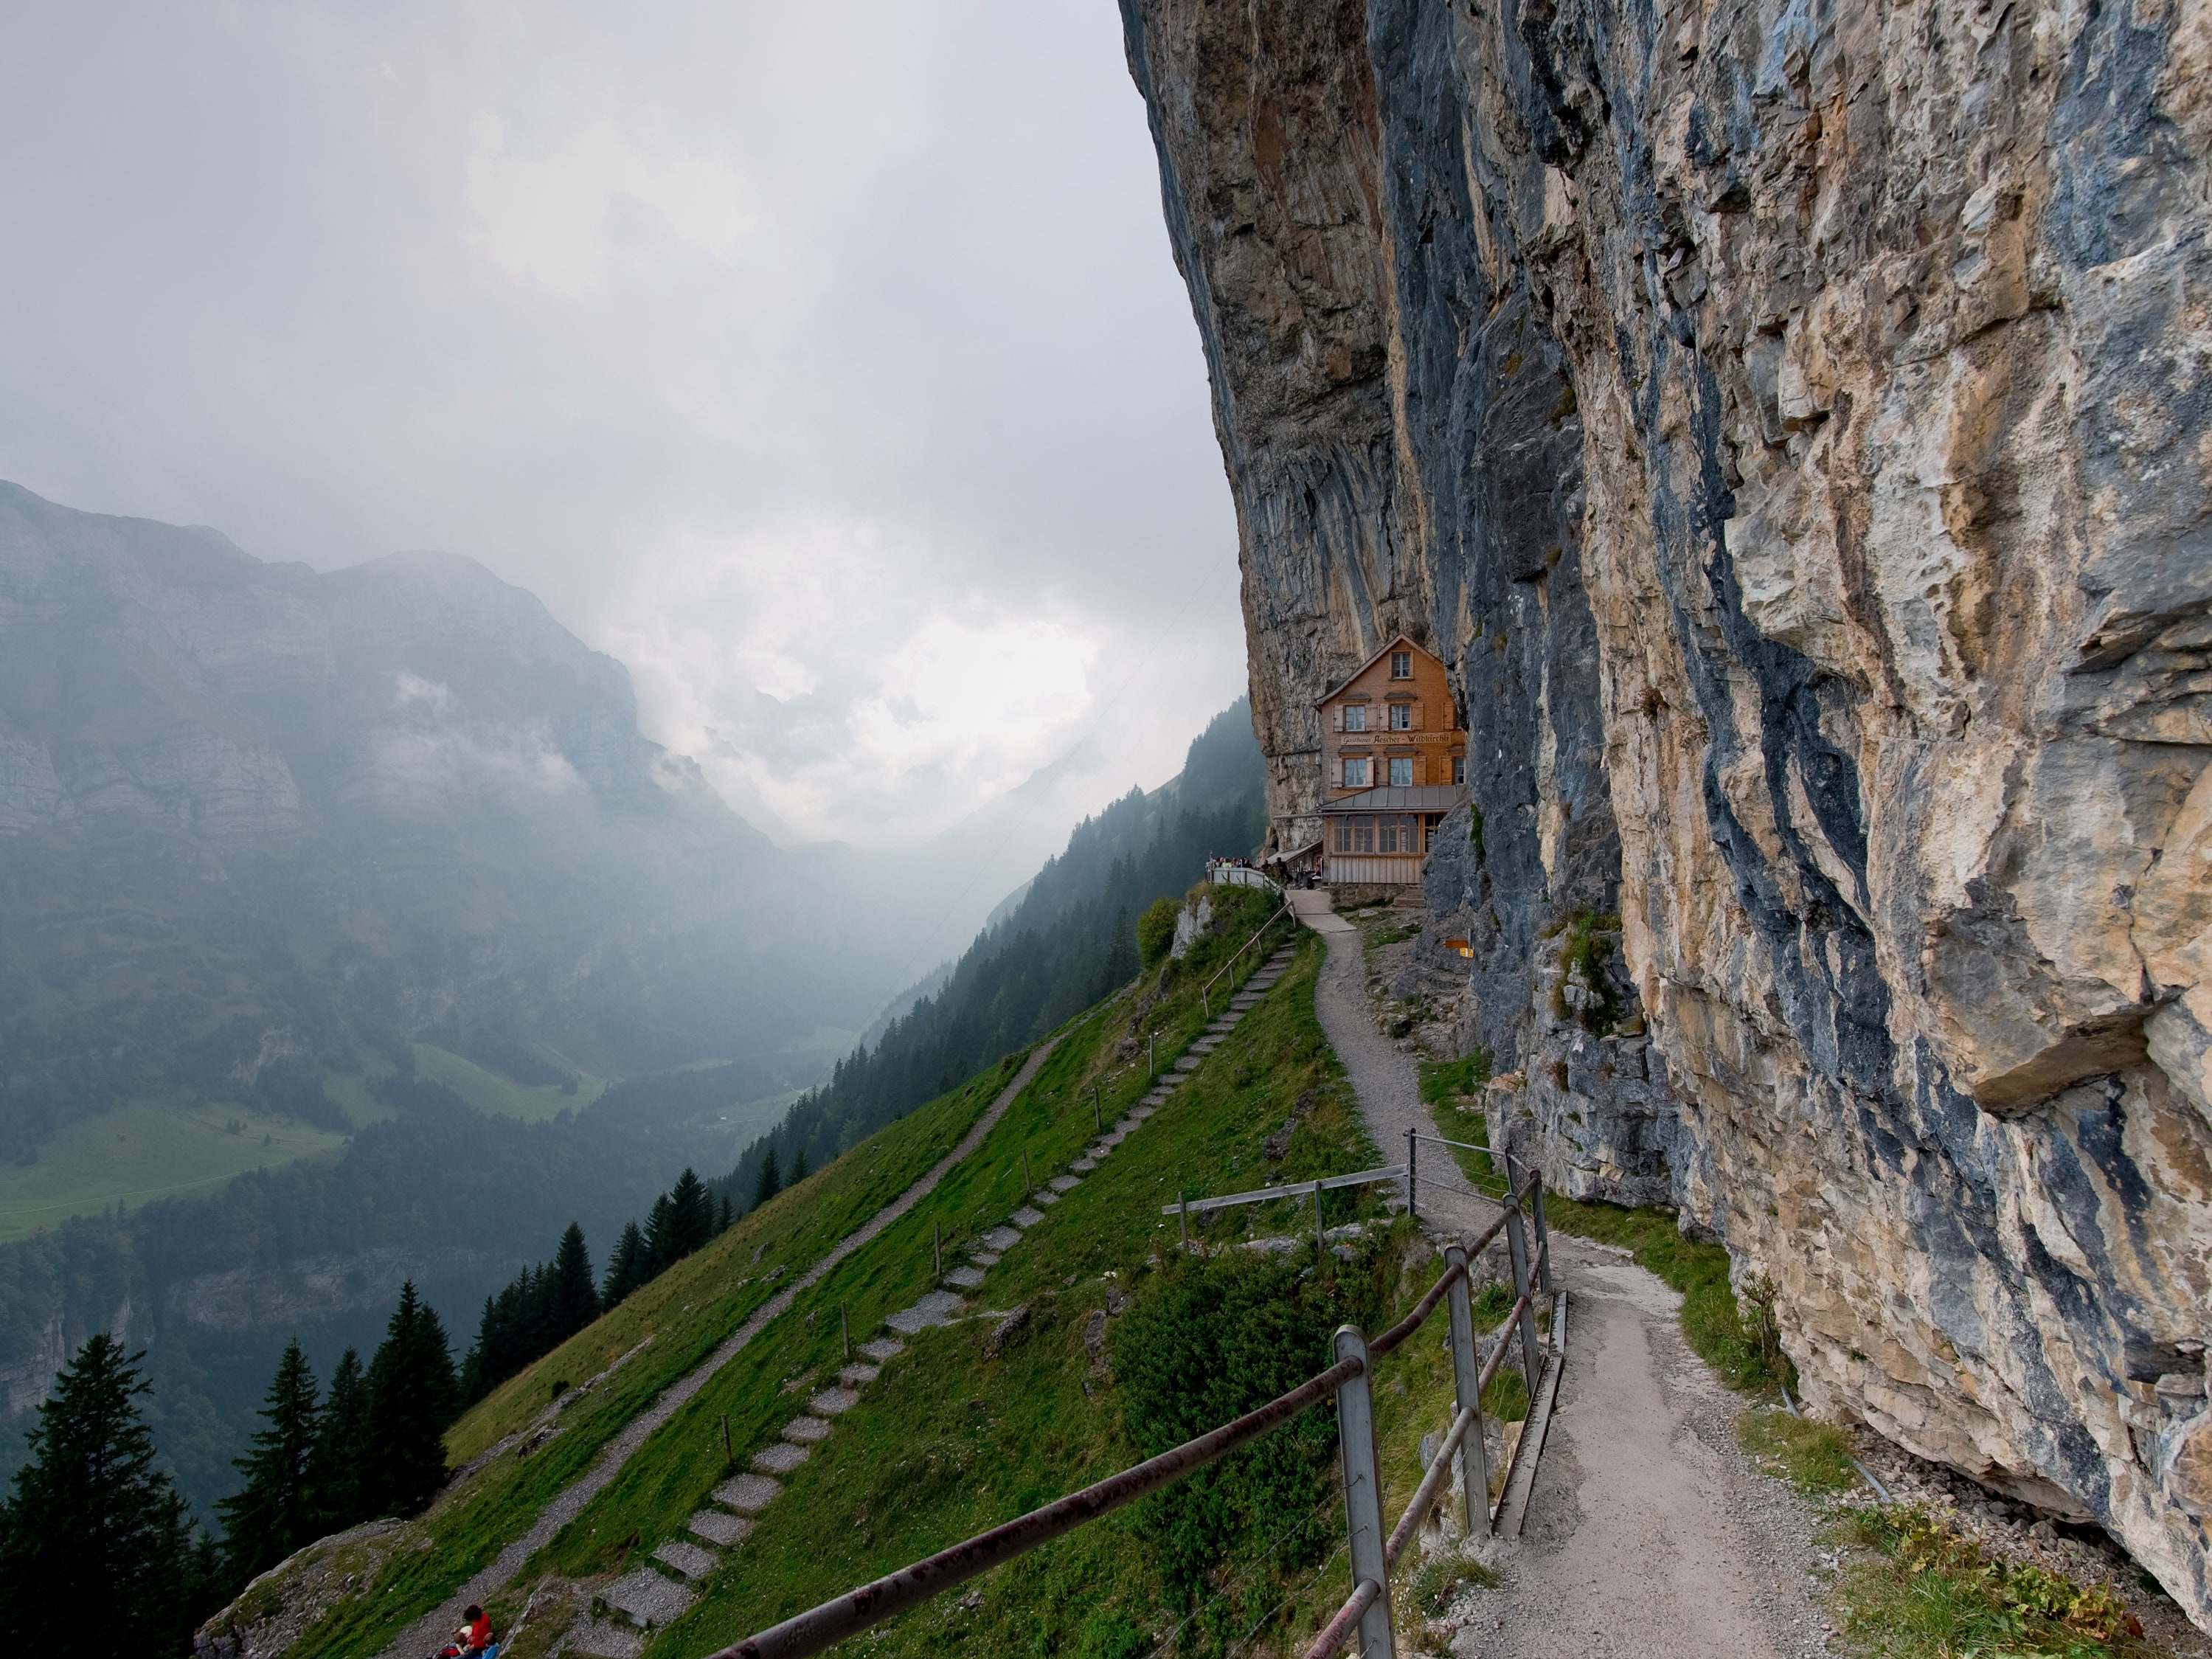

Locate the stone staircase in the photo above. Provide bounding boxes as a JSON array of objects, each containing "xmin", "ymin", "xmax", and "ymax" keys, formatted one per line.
[{"xmin": 564, "ymin": 940, "xmax": 1302, "ymax": 1655}]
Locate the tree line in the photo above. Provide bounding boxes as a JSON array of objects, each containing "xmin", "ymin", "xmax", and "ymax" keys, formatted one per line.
[{"xmin": 710, "ymin": 702, "xmax": 1265, "ymax": 1216}]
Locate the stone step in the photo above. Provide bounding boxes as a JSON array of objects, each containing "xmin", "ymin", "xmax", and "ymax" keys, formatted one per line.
[
  {"xmin": 1114, "ymin": 1116, "xmax": 1142, "ymax": 1133},
  {"xmin": 687, "ymin": 1509, "xmax": 752, "ymax": 1547},
  {"xmin": 943, "ymin": 1265, "xmax": 986, "ymax": 1289},
  {"xmin": 781, "ymin": 1415, "xmax": 831, "ymax": 1445},
  {"xmin": 654, "ymin": 1539, "xmax": 721, "ymax": 1581},
  {"xmin": 1071, "ymin": 1157, "xmax": 1098, "ymax": 1173},
  {"xmin": 1173, "ymin": 1056, "xmax": 1202, "ymax": 1072},
  {"xmin": 715, "ymin": 1472, "xmax": 781, "ymax": 1512},
  {"xmin": 1050, "ymin": 1174, "xmax": 1081, "ymax": 1192},
  {"xmin": 839, "ymin": 1362, "xmax": 881, "ymax": 1386},
  {"xmin": 810, "ymin": 1387, "xmax": 861, "ymax": 1417},
  {"xmin": 856, "ymin": 1337, "xmax": 905, "ymax": 1362},
  {"xmin": 566, "ymin": 1618, "xmax": 645, "ymax": 1657},
  {"xmin": 752, "ymin": 1441, "xmax": 811, "ymax": 1475},
  {"xmin": 886, "ymin": 1290, "xmax": 965, "ymax": 1334},
  {"xmin": 1010, "ymin": 1205, "xmax": 1046, "ymax": 1227},
  {"xmin": 1192, "ymin": 1038, "xmax": 1223, "ymax": 1053},
  {"xmin": 605, "ymin": 1565, "xmax": 696, "ymax": 1627},
  {"xmin": 1031, "ymin": 1189, "xmax": 1060, "ymax": 1207},
  {"xmin": 968, "ymin": 1249, "xmax": 1002, "ymax": 1267},
  {"xmin": 981, "ymin": 1225, "xmax": 1024, "ymax": 1252},
  {"xmin": 1131, "ymin": 1104, "xmax": 1156, "ymax": 1120}
]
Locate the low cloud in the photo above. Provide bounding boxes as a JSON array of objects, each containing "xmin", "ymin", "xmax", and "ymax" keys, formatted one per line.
[
  {"xmin": 465, "ymin": 114, "xmax": 752, "ymax": 296},
  {"xmin": 603, "ymin": 513, "xmax": 1104, "ymax": 845}
]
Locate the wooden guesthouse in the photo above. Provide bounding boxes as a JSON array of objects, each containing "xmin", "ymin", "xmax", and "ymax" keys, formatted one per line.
[{"xmin": 1314, "ymin": 634, "xmax": 1467, "ymax": 886}]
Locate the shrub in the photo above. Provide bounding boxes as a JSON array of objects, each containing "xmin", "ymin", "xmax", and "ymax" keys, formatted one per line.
[{"xmin": 1136, "ymin": 897, "xmax": 1180, "ymax": 969}]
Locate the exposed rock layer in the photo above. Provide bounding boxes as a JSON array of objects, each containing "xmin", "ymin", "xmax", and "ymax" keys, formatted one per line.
[{"xmin": 1123, "ymin": 0, "xmax": 2212, "ymax": 1621}]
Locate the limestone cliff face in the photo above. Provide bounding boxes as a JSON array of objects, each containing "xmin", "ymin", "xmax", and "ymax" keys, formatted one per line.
[{"xmin": 1124, "ymin": 0, "xmax": 2212, "ymax": 1621}]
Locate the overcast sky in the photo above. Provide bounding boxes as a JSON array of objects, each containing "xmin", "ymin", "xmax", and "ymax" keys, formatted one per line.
[{"xmin": 0, "ymin": 1, "xmax": 1244, "ymax": 853}]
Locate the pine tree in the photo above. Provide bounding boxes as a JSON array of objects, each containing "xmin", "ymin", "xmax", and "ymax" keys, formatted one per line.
[
  {"xmin": 602, "ymin": 1221, "xmax": 648, "ymax": 1306},
  {"xmin": 665, "ymin": 1168, "xmax": 713, "ymax": 1261},
  {"xmin": 753, "ymin": 1145, "xmax": 783, "ymax": 1208},
  {"xmin": 640, "ymin": 1191, "xmax": 679, "ymax": 1275},
  {"xmin": 309, "ymin": 1348, "xmax": 370, "ymax": 1531},
  {"xmin": 715, "ymin": 1192, "xmax": 734, "ymax": 1235},
  {"xmin": 218, "ymin": 1338, "xmax": 322, "ymax": 1584},
  {"xmin": 0, "ymin": 1334, "xmax": 213, "ymax": 1652},
  {"xmin": 364, "ymin": 1283, "xmax": 457, "ymax": 1518},
  {"xmin": 548, "ymin": 1222, "xmax": 598, "ymax": 1338},
  {"xmin": 788, "ymin": 1147, "xmax": 809, "ymax": 1184}
]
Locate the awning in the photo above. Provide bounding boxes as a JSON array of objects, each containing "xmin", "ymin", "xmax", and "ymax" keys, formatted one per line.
[{"xmin": 1319, "ymin": 785, "xmax": 1469, "ymax": 815}]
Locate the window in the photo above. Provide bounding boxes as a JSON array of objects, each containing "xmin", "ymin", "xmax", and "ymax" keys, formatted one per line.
[
  {"xmin": 1389, "ymin": 702, "xmax": 1412, "ymax": 731},
  {"xmin": 1334, "ymin": 817, "xmax": 1374, "ymax": 852},
  {"xmin": 1390, "ymin": 757, "xmax": 1414, "ymax": 787},
  {"xmin": 1390, "ymin": 651, "xmax": 1412, "ymax": 679},
  {"xmin": 1343, "ymin": 704, "xmax": 1367, "ymax": 732},
  {"xmin": 1452, "ymin": 754, "xmax": 1466, "ymax": 785},
  {"xmin": 1376, "ymin": 814, "xmax": 1424, "ymax": 853},
  {"xmin": 1342, "ymin": 757, "xmax": 1371, "ymax": 789}
]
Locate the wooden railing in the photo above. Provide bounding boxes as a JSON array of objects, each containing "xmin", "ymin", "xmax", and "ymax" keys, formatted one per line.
[{"xmin": 718, "ymin": 1171, "xmax": 1564, "ymax": 1659}]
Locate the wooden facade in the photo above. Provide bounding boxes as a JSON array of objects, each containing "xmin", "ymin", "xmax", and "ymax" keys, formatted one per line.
[{"xmin": 1314, "ymin": 636, "xmax": 1466, "ymax": 886}]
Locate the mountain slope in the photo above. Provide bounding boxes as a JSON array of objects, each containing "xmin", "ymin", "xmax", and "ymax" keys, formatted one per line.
[
  {"xmin": 717, "ymin": 699, "xmax": 1267, "ymax": 1200},
  {"xmin": 0, "ymin": 479, "xmax": 875, "ymax": 1171}
]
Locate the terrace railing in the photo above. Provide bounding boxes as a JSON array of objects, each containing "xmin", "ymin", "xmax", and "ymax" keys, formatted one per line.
[{"xmin": 719, "ymin": 1170, "xmax": 1562, "ymax": 1659}]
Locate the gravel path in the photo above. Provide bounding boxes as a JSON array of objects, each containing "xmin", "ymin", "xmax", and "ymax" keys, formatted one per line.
[
  {"xmin": 1452, "ymin": 1239, "xmax": 1834, "ymax": 1658},
  {"xmin": 1297, "ymin": 897, "xmax": 1832, "ymax": 1657},
  {"xmin": 1304, "ymin": 910, "xmax": 1495, "ymax": 1236},
  {"xmin": 376, "ymin": 1037, "xmax": 1061, "ymax": 1659}
]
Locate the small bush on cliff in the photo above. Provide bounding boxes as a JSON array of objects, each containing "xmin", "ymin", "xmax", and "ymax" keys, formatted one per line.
[{"xmin": 1137, "ymin": 896, "xmax": 1180, "ymax": 969}]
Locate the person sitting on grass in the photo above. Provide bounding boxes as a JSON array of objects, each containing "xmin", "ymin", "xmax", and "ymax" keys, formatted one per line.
[{"xmin": 435, "ymin": 1604, "xmax": 494, "ymax": 1656}]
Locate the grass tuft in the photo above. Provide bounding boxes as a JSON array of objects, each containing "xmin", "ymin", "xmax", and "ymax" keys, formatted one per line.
[
  {"xmin": 1738, "ymin": 1409, "xmax": 1859, "ymax": 1495},
  {"xmin": 1828, "ymin": 1506, "xmax": 2153, "ymax": 1658}
]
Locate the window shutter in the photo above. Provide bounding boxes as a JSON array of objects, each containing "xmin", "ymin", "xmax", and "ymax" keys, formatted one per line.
[{"xmin": 1409, "ymin": 701, "xmax": 1421, "ymax": 730}]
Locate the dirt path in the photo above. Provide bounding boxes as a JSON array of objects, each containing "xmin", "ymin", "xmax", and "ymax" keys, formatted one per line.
[
  {"xmin": 1301, "ymin": 907, "xmax": 1495, "ymax": 1236},
  {"xmin": 378, "ymin": 1037, "xmax": 1061, "ymax": 1659},
  {"xmin": 1296, "ymin": 898, "xmax": 1831, "ymax": 1656},
  {"xmin": 1459, "ymin": 1238, "xmax": 1833, "ymax": 1658}
]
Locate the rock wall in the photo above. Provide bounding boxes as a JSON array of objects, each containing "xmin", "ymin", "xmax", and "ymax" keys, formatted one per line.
[{"xmin": 1123, "ymin": 0, "xmax": 2212, "ymax": 1621}]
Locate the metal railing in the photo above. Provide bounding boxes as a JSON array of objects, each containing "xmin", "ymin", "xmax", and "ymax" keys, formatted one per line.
[
  {"xmin": 718, "ymin": 1171, "xmax": 1559, "ymax": 1659},
  {"xmin": 1199, "ymin": 899, "xmax": 1293, "ymax": 1019},
  {"xmin": 1207, "ymin": 862, "xmax": 1283, "ymax": 894}
]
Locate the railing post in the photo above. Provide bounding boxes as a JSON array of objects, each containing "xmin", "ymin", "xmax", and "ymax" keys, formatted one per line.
[
  {"xmin": 934, "ymin": 1220, "xmax": 942, "ymax": 1279},
  {"xmin": 1502, "ymin": 1186, "xmax": 1544, "ymax": 1390},
  {"xmin": 1443, "ymin": 1245, "xmax": 1491, "ymax": 1534},
  {"xmin": 1179, "ymin": 1193, "xmax": 1190, "ymax": 1250},
  {"xmin": 1530, "ymin": 1174, "xmax": 1555, "ymax": 1295},
  {"xmin": 1406, "ymin": 1127, "xmax": 1418, "ymax": 1221},
  {"xmin": 1331, "ymin": 1326, "xmax": 1396, "ymax": 1659},
  {"xmin": 1313, "ymin": 1179, "xmax": 1326, "ymax": 1255}
]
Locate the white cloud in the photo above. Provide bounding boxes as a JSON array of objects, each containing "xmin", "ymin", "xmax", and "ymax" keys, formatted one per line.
[
  {"xmin": 600, "ymin": 512, "xmax": 1107, "ymax": 845},
  {"xmin": 463, "ymin": 113, "xmax": 752, "ymax": 296}
]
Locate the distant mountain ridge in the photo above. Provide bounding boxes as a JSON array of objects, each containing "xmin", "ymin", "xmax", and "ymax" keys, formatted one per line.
[{"xmin": 0, "ymin": 481, "xmax": 874, "ymax": 1164}]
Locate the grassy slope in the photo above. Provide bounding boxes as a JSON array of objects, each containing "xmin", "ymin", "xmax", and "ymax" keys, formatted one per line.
[
  {"xmin": 605, "ymin": 927, "xmax": 1514, "ymax": 1659},
  {"xmin": 0, "ymin": 1096, "xmax": 353, "ymax": 1241},
  {"xmin": 410, "ymin": 1044, "xmax": 609, "ymax": 1123},
  {"xmin": 287, "ymin": 1059, "xmax": 1022, "ymax": 1659},
  {"xmin": 274, "ymin": 910, "xmax": 1516, "ymax": 1659}
]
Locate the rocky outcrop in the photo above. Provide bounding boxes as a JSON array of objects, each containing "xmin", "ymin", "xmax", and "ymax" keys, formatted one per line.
[{"xmin": 1124, "ymin": 0, "xmax": 2212, "ymax": 1623}]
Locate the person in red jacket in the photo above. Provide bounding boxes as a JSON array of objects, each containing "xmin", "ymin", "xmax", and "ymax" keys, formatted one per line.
[{"xmin": 435, "ymin": 1605, "xmax": 493, "ymax": 1656}]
